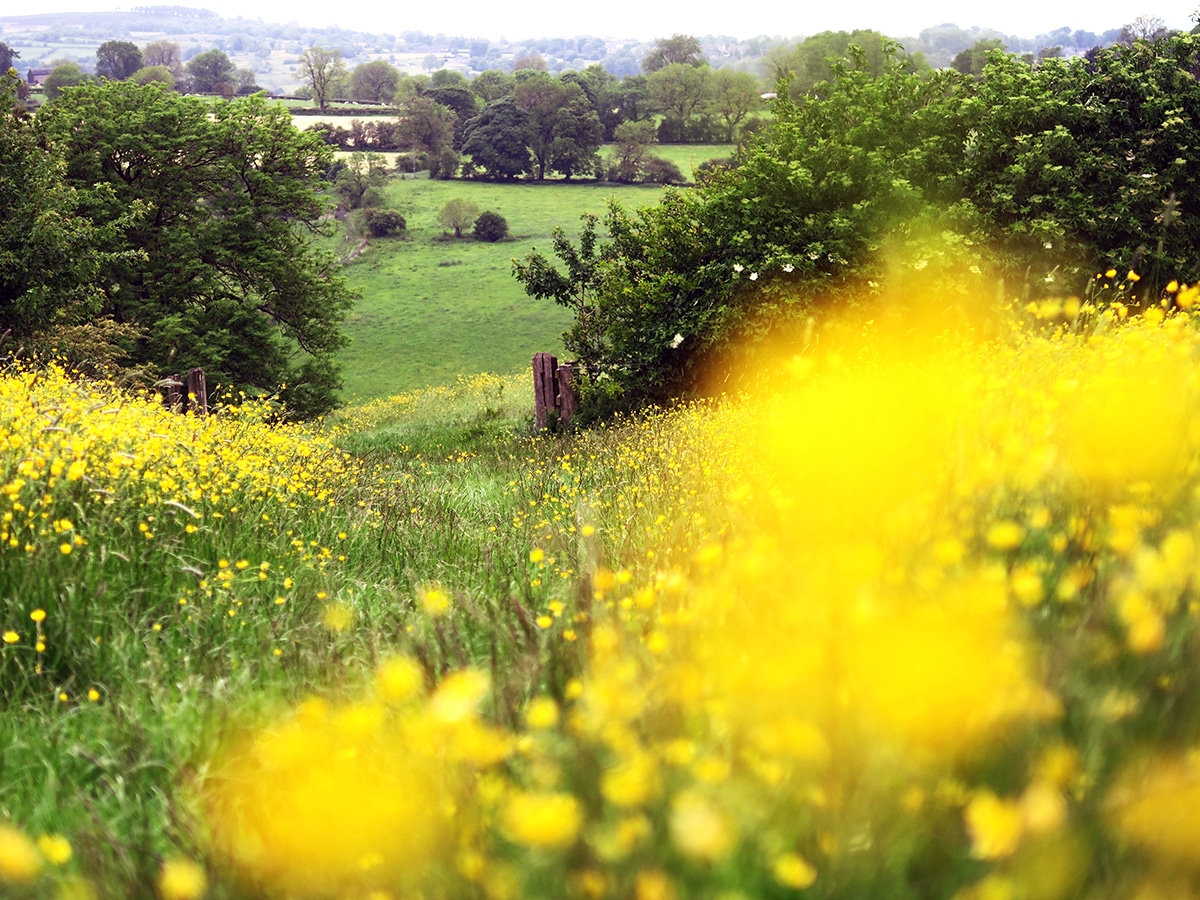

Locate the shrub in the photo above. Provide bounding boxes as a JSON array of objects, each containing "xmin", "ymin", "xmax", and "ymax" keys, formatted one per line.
[
  {"xmin": 362, "ymin": 208, "xmax": 406, "ymax": 237},
  {"xmin": 473, "ymin": 210, "xmax": 509, "ymax": 242},
  {"xmin": 640, "ymin": 156, "xmax": 687, "ymax": 185}
]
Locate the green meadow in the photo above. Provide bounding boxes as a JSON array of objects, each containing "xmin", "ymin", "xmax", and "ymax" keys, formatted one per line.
[{"xmin": 334, "ymin": 148, "xmax": 734, "ymax": 402}]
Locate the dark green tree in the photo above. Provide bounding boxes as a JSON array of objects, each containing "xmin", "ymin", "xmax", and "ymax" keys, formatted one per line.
[
  {"xmin": 951, "ymin": 39, "xmax": 1005, "ymax": 77},
  {"xmin": 185, "ymin": 48, "xmax": 235, "ymax": 94},
  {"xmin": 96, "ymin": 40, "xmax": 143, "ymax": 80},
  {"xmin": 462, "ymin": 98, "xmax": 531, "ymax": 180},
  {"xmin": 471, "ymin": 69, "xmax": 512, "ymax": 103},
  {"xmin": 0, "ymin": 43, "xmax": 19, "ymax": 75},
  {"xmin": 41, "ymin": 81, "xmax": 354, "ymax": 418},
  {"xmin": 350, "ymin": 59, "xmax": 400, "ymax": 103},
  {"xmin": 642, "ymin": 34, "xmax": 705, "ymax": 73},
  {"xmin": 473, "ymin": 210, "xmax": 508, "ymax": 242},
  {"xmin": 0, "ymin": 71, "xmax": 102, "ymax": 343},
  {"xmin": 707, "ymin": 69, "xmax": 762, "ymax": 142}
]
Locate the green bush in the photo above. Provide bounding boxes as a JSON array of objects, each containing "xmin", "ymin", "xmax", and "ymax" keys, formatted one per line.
[
  {"xmin": 362, "ymin": 208, "xmax": 407, "ymax": 237},
  {"xmin": 473, "ymin": 210, "xmax": 509, "ymax": 242}
]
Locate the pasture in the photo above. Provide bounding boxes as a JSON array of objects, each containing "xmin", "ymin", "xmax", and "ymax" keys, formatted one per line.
[{"xmin": 335, "ymin": 171, "xmax": 724, "ymax": 401}]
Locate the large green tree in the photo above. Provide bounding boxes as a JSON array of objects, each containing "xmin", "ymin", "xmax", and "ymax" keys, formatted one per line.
[
  {"xmin": 0, "ymin": 72, "xmax": 102, "ymax": 343},
  {"xmin": 349, "ymin": 59, "xmax": 399, "ymax": 103},
  {"xmin": 642, "ymin": 34, "xmax": 705, "ymax": 73},
  {"xmin": 185, "ymin": 48, "xmax": 235, "ymax": 94},
  {"xmin": 299, "ymin": 46, "xmax": 345, "ymax": 110},
  {"xmin": 96, "ymin": 40, "xmax": 143, "ymax": 80},
  {"xmin": 462, "ymin": 98, "xmax": 531, "ymax": 180},
  {"xmin": 41, "ymin": 81, "xmax": 354, "ymax": 418}
]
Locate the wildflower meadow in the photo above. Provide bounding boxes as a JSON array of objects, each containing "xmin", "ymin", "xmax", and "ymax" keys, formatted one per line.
[{"xmin": 5, "ymin": 279, "xmax": 1200, "ymax": 898}]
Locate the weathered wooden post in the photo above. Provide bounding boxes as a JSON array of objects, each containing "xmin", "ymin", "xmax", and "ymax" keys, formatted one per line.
[
  {"xmin": 557, "ymin": 363, "xmax": 577, "ymax": 429},
  {"xmin": 186, "ymin": 367, "xmax": 208, "ymax": 416},
  {"xmin": 165, "ymin": 374, "xmax": 184, "ymax": 412},
  {"xmin": 533, "ymin": 352, "xmax": 558, "ymax": 430}
]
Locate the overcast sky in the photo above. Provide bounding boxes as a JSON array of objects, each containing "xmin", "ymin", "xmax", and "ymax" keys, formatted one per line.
[{"xmin": 27, "ymin": 0, "xmax": 1198, "ymax": 42}]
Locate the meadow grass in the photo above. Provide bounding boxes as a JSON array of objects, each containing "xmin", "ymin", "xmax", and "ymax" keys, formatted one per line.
[
  {"xmin": 9, "ymin": 281, "xmax": 1200, "ymax": 898},
  {"xmin": 338, "ymin": 178, "xmax": 667, "ymax": 401},
  {"xmin": 334, "ymin": 146, "xmax": 733, "ymax": 402}
]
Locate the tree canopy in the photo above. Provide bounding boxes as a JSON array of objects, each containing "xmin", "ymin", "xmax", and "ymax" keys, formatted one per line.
[
  {"xmin": 40, "ymin": 81, "xmax": 354, "ymax": 418},
  {"xmin": 516, "ymin": 34, "xmax": 1200, "ymax": 412}
]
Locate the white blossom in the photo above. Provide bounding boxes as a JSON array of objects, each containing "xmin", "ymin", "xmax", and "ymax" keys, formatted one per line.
[
  {"xmin": 749, "ymin": 272, "xmax": 758, "ymax": 281},
  {"xmin": 670, "ymin": 333, "xmax": 684, "ymax": 349}
]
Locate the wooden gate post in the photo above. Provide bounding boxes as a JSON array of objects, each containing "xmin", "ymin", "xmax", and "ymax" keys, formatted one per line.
[
  {"xmin": 186, "ymin": 367, "xmax": 208, "ymax": 416},
  {"xmin": 165, "ymin": 374, "xmax": 184, "ymax": 412},
  {"xmin": 533, "ymin": 353, "xmax": 558, "ymax": 430},
  {"xmin": 557, "ymin": 363, "xmax": 577, "ymax": 429}
]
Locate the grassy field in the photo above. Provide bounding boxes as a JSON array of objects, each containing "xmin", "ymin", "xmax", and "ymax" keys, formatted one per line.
[
  {"xmin": 336, "ymin": 174, "xmax": 700, "ymax": 402},
  {"xmin": 6, "ymin": 295, "xmax": 1200, "ymax": 897}
]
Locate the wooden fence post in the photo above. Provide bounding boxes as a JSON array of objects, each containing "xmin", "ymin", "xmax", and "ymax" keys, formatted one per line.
[
  {"xmin": 165, "ymin": 374, "xmax": 184, "ymax": 412},
  {"xmin": 557, "ymin": 363, "xmax": 577, "ymax": 429},
  {"xmin": 186, "ymin": 367, "xmax": 208, "ymax": 416},
  {"xmin": 533, "ymin": 352, "xmax": 558, "ymax": 430}
]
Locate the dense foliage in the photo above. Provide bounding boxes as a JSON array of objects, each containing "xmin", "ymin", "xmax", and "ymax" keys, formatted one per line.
[
  {"xmin": 15, "ymin": 80, "xmax": 354, "ymax": 419},
  {"xmin": 517, "ymin": 34, "xmax": 1200, "ymax": 409}
]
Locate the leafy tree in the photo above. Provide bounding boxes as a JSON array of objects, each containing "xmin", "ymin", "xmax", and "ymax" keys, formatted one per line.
[
  {"xmin": 42, "ymin": 63, "xmax": 87, "ymax": 100},
  {"xmin": 185, "ymin": 48, "xmax": 235, "ymax": 94},
  {"xmin": 96, "ymin": 40, "xmax": 143, "ymax": 80},
  {"xmin": 647, "ymin": 63, "xmax": 712, "ymax": 134},
  {"xmin": 0, "ymin": 43, "xmax": 19, "ymax": 75},
  {"xmin": 473, "ymin": 210, "xmax": 508, "ymax": 242},
  {"xmin": 462, "ymin": 98, "xmax": 531, "ymax": 180},
  {"xmin": 952, "ymin": 39, "xmax": 1006, "ymax": 76},
  {"xmin": 350, "ymin": 59, "xmax": 399, "ymax": 103},
  {"xmin": 607, "ymin": 120, "xmax": 657, "ymax": 181},
  {"xmin": 395, "ymin": 95, "xmax": 457, "ymax": 176},
  {"xmin": 1120, "ymin": 15, "xmax": 1169, "ymax": 42},
  {"xmin": 514, "ymin": 74, "xmax": 600, "ymax": 180},
  {"xmin": 438, "ymin": 198, "xmax": 480, "ymax": 237},
  {"xmin": 707, "ymin": 69, "xmax": 761, "ymax": 141},
  {"xmin": 41, "ymin": 81, "xmax": 354, "ymax": 419},
  {"xmin": 334, "ymin": 152, "xmax": 390, "ymax": 209},
  {"xmin": 642, "ymin": 34, "xmax": 705, "ymax": 73},
  {"xmin": 142, "ymin": 39, "xmax": 182, "ymax": 77},
  {"xmin": 131, "ymin": 65, "xmax": 175, "ymax": 89},
  {"xmin": 299, "ymin": 46, "xmax": 345, "ymax": 109},
  {"xmin": 511, "ymin": 54, "xmax": 546, "ymax": 72},
  {"xmin": 471, "ymin": 69, "xmax": 512, "ymax": 103},
  {"xmin": 0, "ymin": 71, "xmax": 102, "ymax": 344},
  {"xmin": 766, "ymin": 30, "xmax": 925, "ymax": 98},
  {"xmin": 423, "ymin": 84, "xmax": 478, "ymax": 148}
]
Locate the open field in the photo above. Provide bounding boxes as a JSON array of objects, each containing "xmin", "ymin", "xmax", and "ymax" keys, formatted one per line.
[
  {"xmin": 6, "ymin": 298, "xmax": 1200, "ymax": 896},
  {"xmin": 336, "ymin": 176, "xmax": 688, "ymax": 401}
]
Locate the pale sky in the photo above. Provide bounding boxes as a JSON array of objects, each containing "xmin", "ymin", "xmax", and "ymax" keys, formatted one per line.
[{"xmin": 24, "ymin": 0, "xmax": 1198, "ymax": 41}]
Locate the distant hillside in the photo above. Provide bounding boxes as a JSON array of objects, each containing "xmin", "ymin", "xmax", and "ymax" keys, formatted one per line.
[{"xmin": 0, "ymin": 6, "xmax": 1130, "ymax": 93}]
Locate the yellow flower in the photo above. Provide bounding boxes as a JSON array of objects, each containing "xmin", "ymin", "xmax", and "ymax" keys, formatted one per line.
[
  {"xmin": 965, "ymin": 790, "xmax": 1024, "ymax": 859},
  {"xmin": 502, "ymin": 792, "xmax": 582, "ymax": 849},
  {"xmin": 29, "ymin": 609, "xmax": 45, "ymax": 624},
  {"xmin": 157, "ymin": 857, "xmax": 207, "ymax": 900},
  {"xmin": 773, "ymin": 852, "xmax": 817, "ymax": 889},
  {"xmin": 0, "ymin": 823, "xmax": 41, "ymax": 883},
  {"xmin": 87, "ymin": 689, "xmax": 100, "ymax": 703},
  {"xmin": 36, "ymin": 834, "xmax": 72, "ymax": 866},
  {"xmin": 419, "ymin": 586, "xmax": 450, "ymax": 617},
  {"xmin": 529, "ymin": 547, "xmax": 545, "ymax": 563},
  {"xmin": 2, "ymin": 632, "xmax": 17, "ymax": 645}
]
